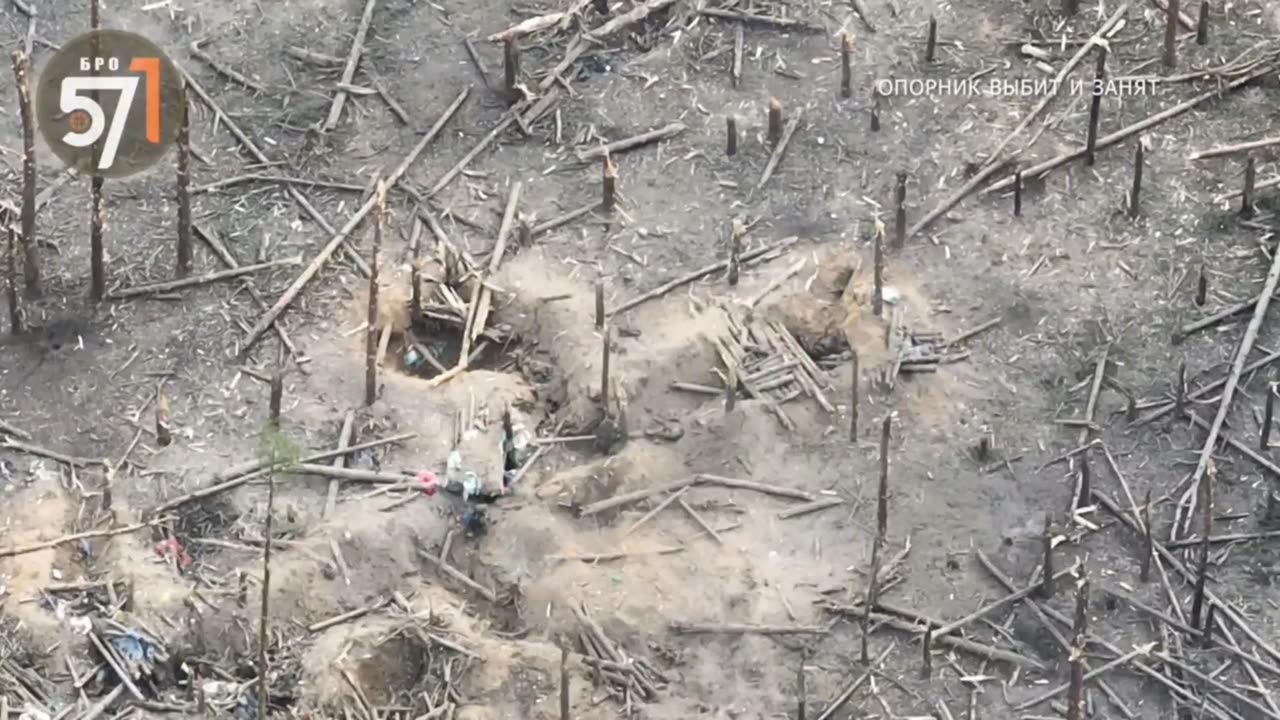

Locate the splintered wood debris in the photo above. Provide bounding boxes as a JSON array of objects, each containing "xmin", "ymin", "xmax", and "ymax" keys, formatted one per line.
[{"xmin": 704, "ymin": 310, "xmax": 835, "ymax": 430}]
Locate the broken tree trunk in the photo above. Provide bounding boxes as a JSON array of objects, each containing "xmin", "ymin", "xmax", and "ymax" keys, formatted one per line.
[
  {"xmin": 176, "ymin": 95, "xmax": 193, "ymax": 278},
  {"xmin": 365, "ymin": 182, "xmax": 387, "ymax": 406},
  {"xmin": 10, "ymin": 50, "xmax": 39, "ymax": 295},
  {"xmin": 6, "ymin": 227, "xmax": 21, "ymax": 333},
  {"xmin": 89, "ymin": 0, "xmax": 105, "ymax": 300}
]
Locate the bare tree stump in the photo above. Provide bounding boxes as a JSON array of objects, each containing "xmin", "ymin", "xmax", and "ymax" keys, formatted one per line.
[
  {"xmin": 849, "ymin": 350, "xmax": 859, "ymax": 441},
  {"xmin": 1085, "ymin": 48, "xmax": 1106, "ymax": 165},
  {"xmin": 1013, "ymin": 169, "xmax": 1022, "ymax": 217},
  {"xmin": 1196, "ymin": 1, "xmax": 1210, "ymax": 44},
  {"xmin": 1163, "ymin": 0, "xmax": 1180, "ymax": 68},
  {"xmin": 89, "ymin": 0, "xmax": 105, "ymax": 301},
  {"xmin": 1263, "ymin": 380, "xmax": 1275, "ymax": 451},
  {"xmin": 796, "ymin": 653, "xmax": 807, "ymax": 720},
  {"xmin": 1039, "ymin": 512, "xmax": 1055, "ymax": 597},
  {"xmin": 872, "ymin": 226, "xmax": 884, "ymax": 316},
  {"xmin": 1129, "ymin": 140, "xmax": 1144, "ymax": 218},
  {"xmin": 365, "ymin": 182, "xmax": 387, "ymax": 406},
  {"xmin": 602, "ymin": 155, "xmax": 617, "ymax": 211},
  {"xmin": 176, "ymin": 95, "xmax": 193, "ymax": 278},
  {"xmin": 924, "ymin": 16, "xmax": 937, "ymax": 63},
  {"xmin": 725, "ymin": 364, "xmax": 737, "ymax": 413},
  {"xmin": 503, "ymin": 39, "xmax": 521, "ymax": 103},
  {"xmin": 1190, "ymin": 463, "xmax": 1215, "ymax": 628},
  {"xmin": 726, "ymin": 115, "xmax": 738, "ymax": 156},
  {"xmin": 840, "ymin": 33, "xmax": 852, "ymax": 98},
  {"xmin": 767, "ymin": 98, "xmax": 783, "ymax": 147},
  {"xmin": 1074, "ymin": 455, "xmax": 1091, "ymax": 512},
  {"xmin": 594, "ymin": 280, "xmax": 605, "ymax": 329},
  {"xmin": 727, "ymin": 223, "xmax": 742, "ymax": 285},
  {"xmin": 269, "ymin": 370, "xmax": 284, "ymax": 427},
  {"xmin": 90, "ymin": 176, "xmax": 106, "ymax": 300},
  {"xmin": 893, "ymin": 172, "xmax": 907, "ymax": 249},
  {"xmin": 870, "ymin": 86, "xmax": 881, "ymax": 131},
  {"xmin": 410, "ymin": 220, "xmax": 423, "ymax": 321},
  {"xmin": 6, "ymin": 227, "xmax": 21, "ymax": 334},
  {"xmin": 156, "ymin": 390, "xmax": 173, "ymax": 447},
  {"xmin": 600, "ymin": 326, "xmax": 611, "ymax": 416},
  {"xmin": 1242, "ymin": 157, "xmax": 1256, "ymax": 217},
  {"xmin": 921, "ymin": 627, "xmax": 933, "ymax": 678},
  {"xmin": 559, "ymin": 644, "xmax": 571, "ymax": 720},
  {"xmin": 1065, "ymin": 569, "xmax": 1089, "ymax": 720},
  {"xmin": 860, "ymin": 415, "xmax": 892, "ymax": 663},
  {"xmin": 1140, "ymin": 488, "xmax": 1153, "ymax": 582},
  {"xmin": 10, "ymin": 50, "xmax": 39, "ymax": 295}
]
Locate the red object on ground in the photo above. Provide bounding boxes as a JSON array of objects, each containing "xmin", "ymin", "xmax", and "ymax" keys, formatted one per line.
[
  {"xmin": 417, "ymin": 471, "xmax": 439, "ymax": 496},
  {"xmin": 154, "ymin": 537, "xmax": 193, "ymax": 570}
]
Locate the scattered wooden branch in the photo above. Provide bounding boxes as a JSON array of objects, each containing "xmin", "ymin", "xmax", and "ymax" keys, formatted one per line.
[
  {"xmin": 757, "ymin": 110, "xmax": 802, "ymax": 191},
  {"xmin": 698, "ymin": 7, "xmax": 822, "ymax": 32},
  {"xmin": 697, "ymin": 473, "xmax": 815, "ymax": 501},
  {"xmin": 0, "ymin": 418, "xmax": 31, "ymax": 439},
  {"xmin": 985, "ymin": 60, "xmax": 1277, "ymax": 195},
  {"xmin": 190, "ymin": 39, "xmax": 265, "ymax": 93},
  {"xmin": 417, "ymin": 550, "xmax": 497, "ymax": 602},
  {"xmin": 577, "ymin": 123, "xmax": 686, "ymax": 161},
  {"xmin": 323, "ymin": 0, "xmax": 379, "ymax": 131},
  {"xmin": 975, "ymin": 550, "xmax": 1136, "ymax": 717},
  {"xmin": 825, "ymin": 604, "xmax": 1045, "ymax": 669},
  {"xmin": 105, "ymin": 256, "xmax": 301, "ymax": 300},
  {"xmin": 1094, "ymin": 491, "xmax": 1280, "ymax": 668},
  {"xmin": 153, "ymin": 433, "xmax": 415, "ymax": 512},
  {"xmin": 323, "ymin": 410, "xmax": 356, "ymax": 519},
  {"xmin": 1, "ymin": 518, "xmax": 171, "ymax": 558},
  {"xmin": 778, "ymin": 496, "xmax": 843, "ymax": 519},
  {"xmin": 2, "ymin": 437, "xmax": 105, "ymax": 466},
  {"xmin": 608, "ymin": 238, "xmax": 795, "ymax": 317},
  {"xmin": 285, "ymin": 45, "xmax": 344, "ymax": 66},
  {"xmin": 907, "ymin": 2, "xmax": 1132, "ymax": 238},
  {"xmin": 488, "ymin": 13, "xmax": 564, "ymax": 43},
  {"xmin": 282, "ymin": 463, "xmax": 409, "ymax": 484},
  {"xmin": 239, "ymin": 88, "xmax": 468, "ymax": 353},
  {"xmin": 670, "ymin": 622, "xmax": 828, "ymax": 635},
  {"xmin": 578, "ymin": 478, "xmax": 697, "ymax": 517},
  {"xmin": 815, "ymin": 645, "xmax": 892, "ymax": 720},
  {"xmin": 1189, "ymin": 135, "xmax": 1280, "ymax": 160},
  {"xmin": 1176, "ymin": 245, "xmax": 1280, "ymax": 537}
]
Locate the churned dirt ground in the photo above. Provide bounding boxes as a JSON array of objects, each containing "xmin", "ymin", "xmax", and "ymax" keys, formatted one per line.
[{"xmin": 2, "ymin": 0, "xmax": 1280, "ymax": 718}]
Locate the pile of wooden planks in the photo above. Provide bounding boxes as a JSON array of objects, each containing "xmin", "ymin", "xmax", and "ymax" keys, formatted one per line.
[{"xmin": 706, "ymin": 310, "xmax": 835, "ymax": 430}]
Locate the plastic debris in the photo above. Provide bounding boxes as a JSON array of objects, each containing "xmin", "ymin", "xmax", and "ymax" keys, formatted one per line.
[
  {"xmin": 502, "ymin": 423, "xmax": 534, "ymax": 487},
  {"xmin": 404, "ymin": 347, "xmax": 425, "ymax": 371},
  {"xmin": 882, "ymin": 286, "xmax": 903, "ymax": 305},
  {"xmin": 108, "ymin": 629, "xmax": 170, "ymax": 679},
  {"xmin": 445, "ymin": 449, "xmax": 482, "ymax": 500},
  {"xmin": 200, "ymin": 680, "xmax": 243, "ymax": 704},
  {"xmin": 154, "ymin": 537, "xmax": 194, "ymax": 570},
  {"xmin": 460, "ymin": 506, "xmax": 487, "ymax": 536},
  {"xmin": 416, "ymin": 470, "xmax": 439, "ymax": 496},
  {"xmin": 351, "ymin": 448, "xmax": 380, "ymax": 471}
]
